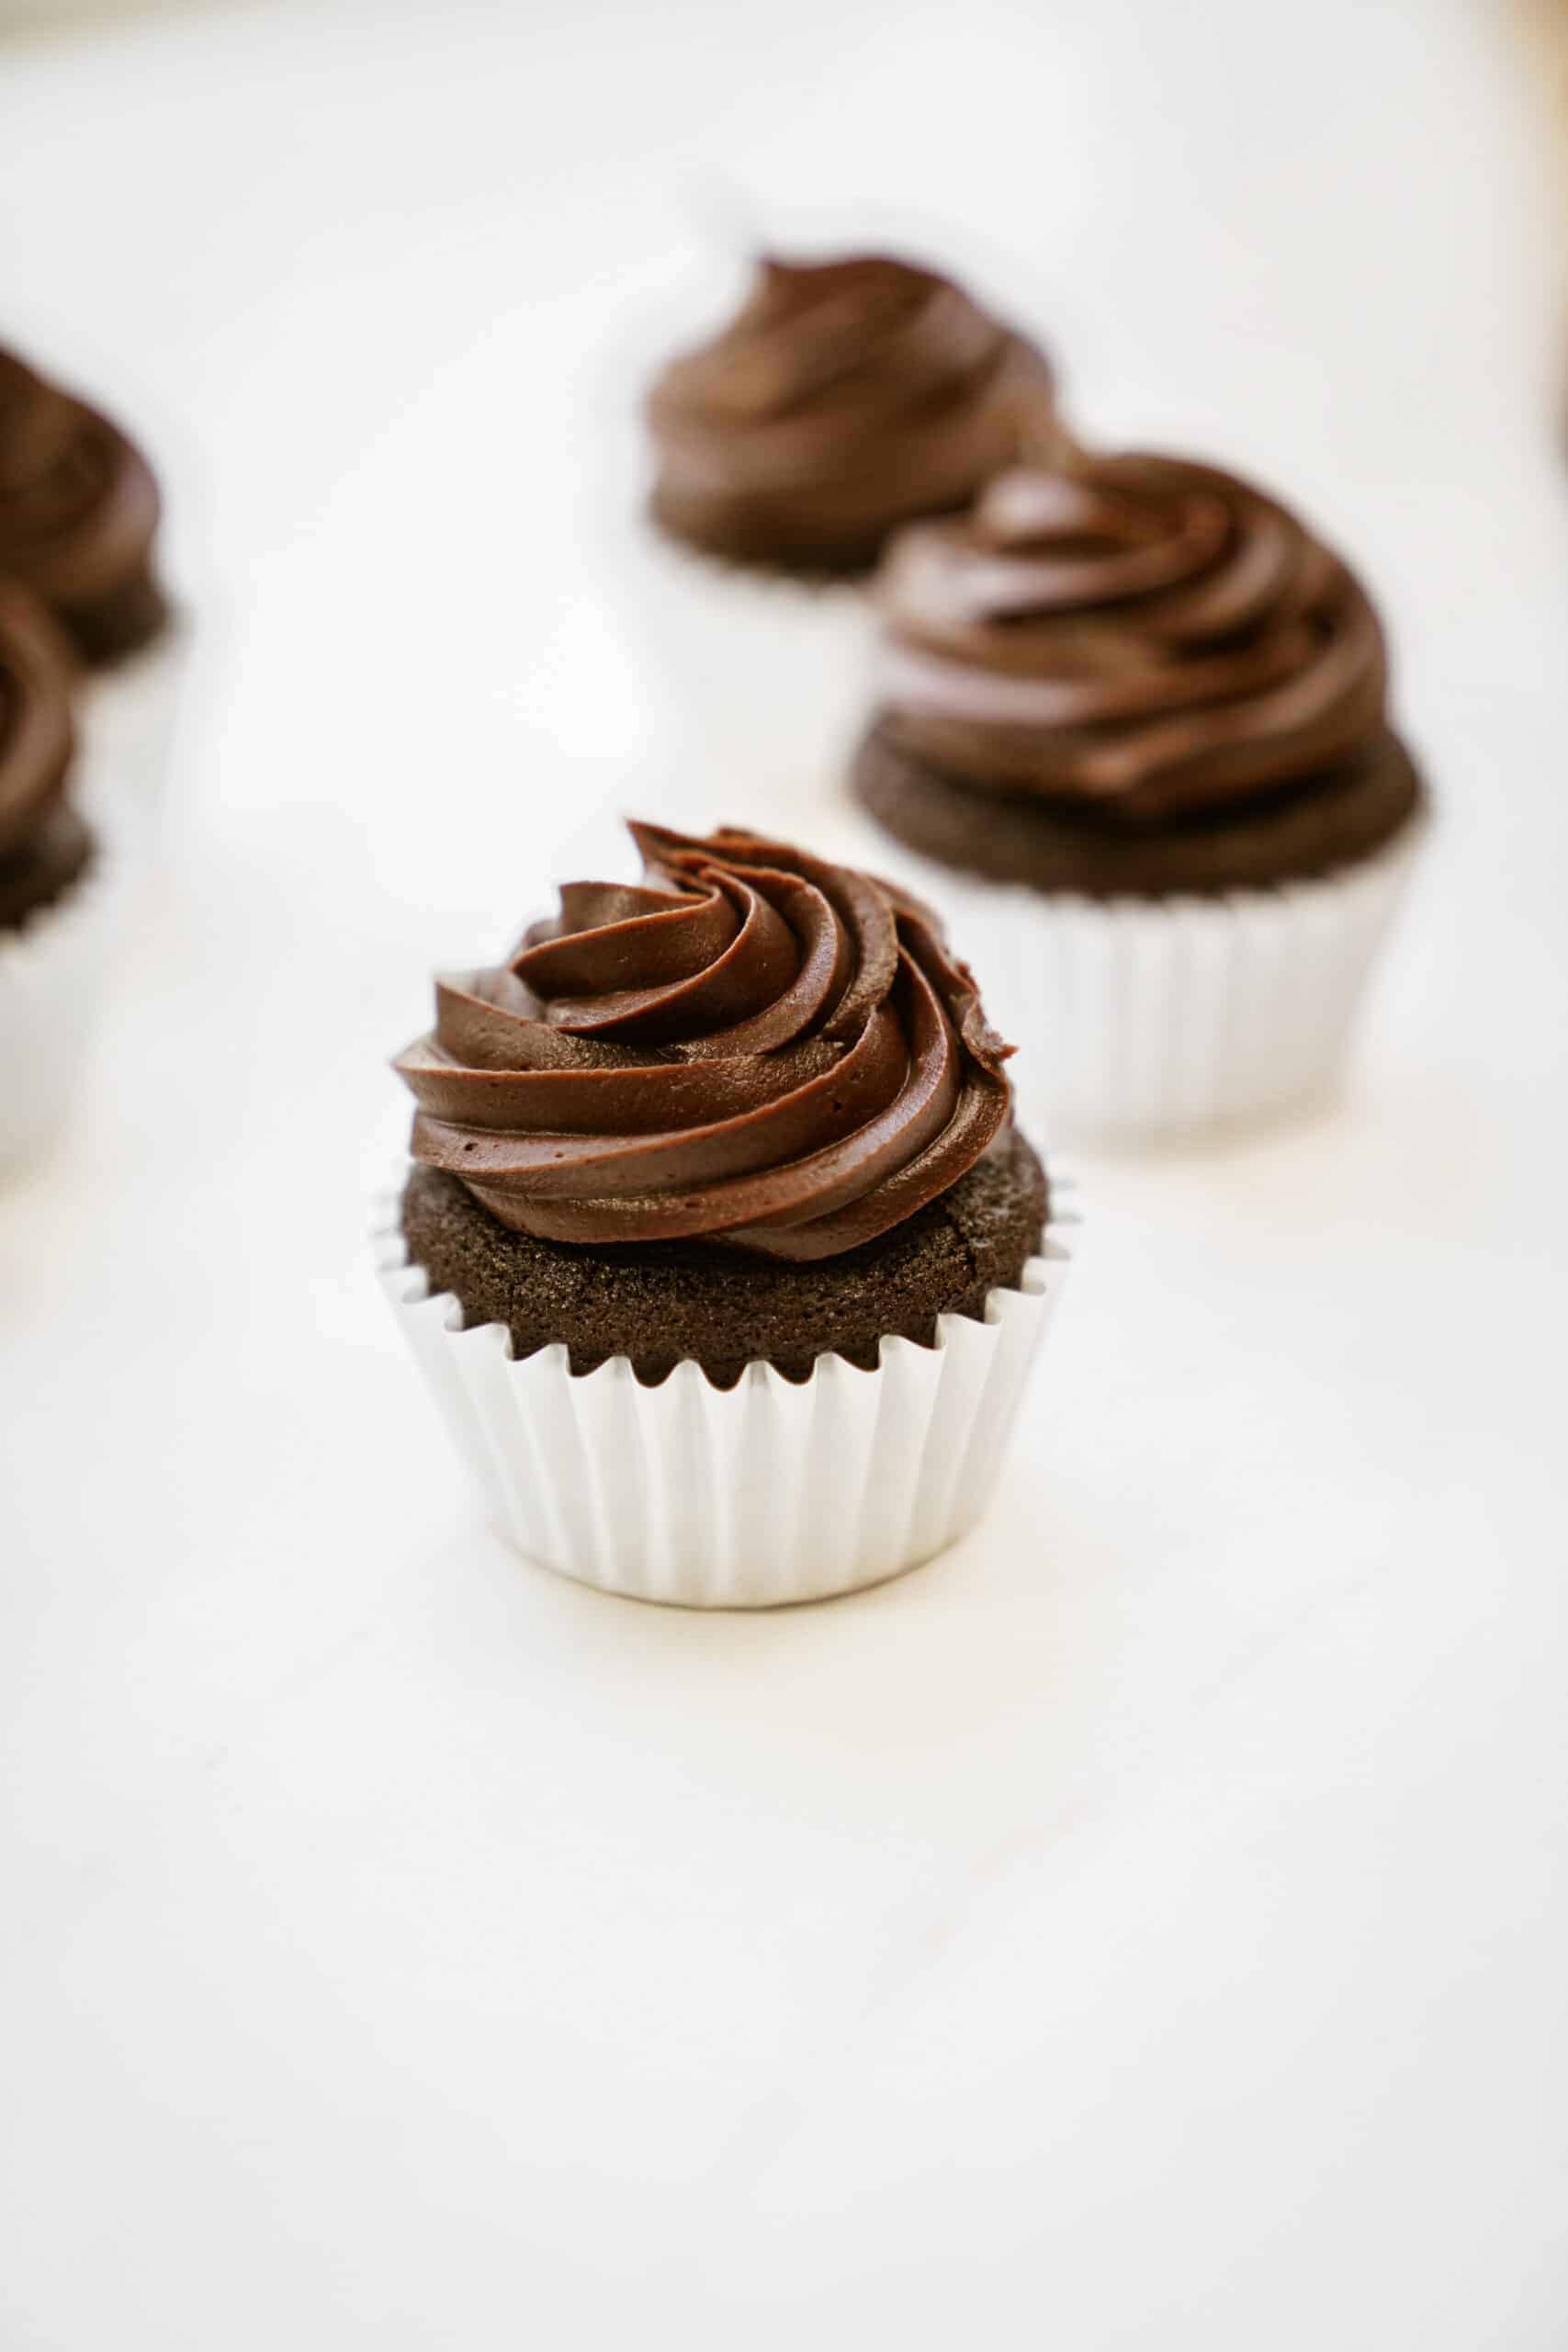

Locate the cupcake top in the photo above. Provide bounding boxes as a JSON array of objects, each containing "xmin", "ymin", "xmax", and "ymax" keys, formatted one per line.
[
  {"xmin": 0, "ymin": 343, "xmax": 165, "ymax": 665},
  {"xmin": 395, "ymin": 820, "xmax": 1014, "ymax": 1261},
  {"xmin": 872, "ymin": 453, "xmax": 1393, "ymax": 824},
  {"xmin": 646, "ymin": 254, "xmax": 1064, "ymax": 573},
  {"xmin": 0, "ymin": 582, "xmax": 89, "ymax": 927}
]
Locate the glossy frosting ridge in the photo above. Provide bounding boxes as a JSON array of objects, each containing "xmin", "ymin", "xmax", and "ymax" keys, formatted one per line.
[
  {"xmin": 647, "ymin": 254, "xmax": 1063, "ymax": 565},
  {"xmin": 395, "ymin": 820, "xmax": 1015, "ymax": 1260},
  {"xmin": 873, "ymin": 453, "xmax": 1393, "ymax": 821}
]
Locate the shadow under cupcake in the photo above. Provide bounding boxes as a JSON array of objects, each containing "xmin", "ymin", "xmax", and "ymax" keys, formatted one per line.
[
  {"xmin": 377, "ymin": 818, "xmax": 1077, "ymax": 1608},
  {"xmin": 849, "ymin": 451, "xmax": 1429, "ymax": 1144}
]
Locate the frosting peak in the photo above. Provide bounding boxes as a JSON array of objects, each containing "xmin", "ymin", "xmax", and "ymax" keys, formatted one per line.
[
  {"xmin": 873, "ymin": 451, "xmax": 1391, "ymax": 822},
  {"xmin": 0, "ymin": 344, "xmax": 165, "ymax": 664},
  {"xmin": 395, "ymin": 821, "xmax": 1014, "ymax": 1261},
  {"xmin": 646, "ymin": 253, "xmax": 1064, "ymax": 570}
]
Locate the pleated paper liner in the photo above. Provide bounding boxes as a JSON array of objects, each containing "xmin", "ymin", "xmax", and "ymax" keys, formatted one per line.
[
  {"xmin": 75, "ymin": 615, "xmax": 193, "ymax": 844},
  {"xmin": 374, "ymin": 1168, "xmax": 1078, "ymax": 1609},
  {"xmin": 615, "ymin": 525, "xmax": 874, "ymax": 816},
  {"xmin": 0, "ymin": 830, "xmax": 124, "ymax": 1174},
  {"xmin": 846, "ymin": 826, "xmax": 1425, "ymax": 1147}
]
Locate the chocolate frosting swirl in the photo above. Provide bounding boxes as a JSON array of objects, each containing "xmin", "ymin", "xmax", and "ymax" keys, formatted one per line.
[
  {"xmin": 0, "ymin": 345, "xmax": 164, "ymax": 663},
  {"xmin": 647, "ymin": 254, "xmax": 1063, "ymax": 568},
  {"xmin": 0, "ymin": 583, "xmax": 78, "ymax": 859},
  {"xmin": 395, "ymin": 820, "xmax": 1014, "ymax": 1261},
  {"xmin": 873, "ymin": 453, "xmax": 1391, "ymax": 822},
  {"xmin": 0, "ymin": 583, "xmax": 88, "ymax": 927}
]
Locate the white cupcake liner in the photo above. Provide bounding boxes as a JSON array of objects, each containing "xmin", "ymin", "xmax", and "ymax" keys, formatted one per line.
[
  {"xmin": 859, "ymin": 826, "xmax": 1425, "ymax": 1148},
  {"xmin": 76, "ymin": 616, "xmax": 191, "ymax": 842},
  {"xmin": 618, "ymin": 532, "xmax": 871, "ymax": 815},
  {"xmin": 372, "ymin": 1168, "xmax": 1078, "ymax": 1609},
  {"xmin": 0, "ymin": 835, "xmax": 123, "ymax": 1175}
]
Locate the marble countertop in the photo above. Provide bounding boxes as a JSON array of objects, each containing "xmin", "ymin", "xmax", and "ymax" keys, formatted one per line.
[{"xmin": 2, "ymin": 0, "xmax": 1565, "ymax": 2344}]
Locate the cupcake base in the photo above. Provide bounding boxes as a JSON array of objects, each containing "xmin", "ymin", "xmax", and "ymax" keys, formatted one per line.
[
  {"xmin": 615, "ymin": 530, "xmax": 874, "ymax": 820},
  {"xmin": 852, "ymin": 724, "xmax": 1426, "ymax": 898},
  {"xmin": 376, "ymin": 1148, "xmax": 1077, "ymax": 1609},
  {"xmin": 76, "ymin": 612, "xmax": 191, "ymax": 841},
  {"xmin": 851, "ymin": 727, "xmax": 1428, "ymax": 1145},
  {"xmin": 849, "ymin": 814, "xmax": 1426, "ymax": 1146},
  {"xmin": 0, "ymin": 831, "xmax": 120, "ymax": 1173},
  {"xmin": 399, "ymin": 1127, "xmax": 1048, "ymax": 1389}
]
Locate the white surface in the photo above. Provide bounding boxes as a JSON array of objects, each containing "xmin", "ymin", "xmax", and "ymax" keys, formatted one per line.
[{"xmin": 1, "ymin": 1, "xmax": 1566, "ymax": 2345}]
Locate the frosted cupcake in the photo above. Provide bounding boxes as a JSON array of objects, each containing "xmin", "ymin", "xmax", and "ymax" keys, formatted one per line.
[
  {"xmin": 0, "ymin": 583, "xmax": 119, "ymax": 1170},
  {"xmin": 377, "ymin": 819, "xmax": 1076, "ymax": 1607},
  {"xmin": 851, "ymin": 453, "xmax": 1427, "ymax": 1141},
  {"xmin": 645, "ymin": 253, "xmax": 1064, "ymax": 577},
  {"xmin": 631, "ymin": 254, "xmax": 1068, "ymax": 810},
  {"xmin": 0, "ymin": 341, "xmax": 183, "ymax": 826}
]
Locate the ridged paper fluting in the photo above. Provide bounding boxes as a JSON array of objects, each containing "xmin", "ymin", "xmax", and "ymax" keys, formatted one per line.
[
  {"xmin": 620, "ymin": 537, "xmax": 871, "ymax": 806},
  {"xmin": 373, "ymin": 1173, "xmax": 1077, "ymax": 1608},
  {"xmin": 77, "ymin": 620, "xmax": 191, "ymax": 842},
  {"xmin": 0, "ymin": 838, "xmax": 123, "ymax": 1173},
  {"xmin": 864, "ymin": 831, "xmax": 1424, "ymax": 1147}
]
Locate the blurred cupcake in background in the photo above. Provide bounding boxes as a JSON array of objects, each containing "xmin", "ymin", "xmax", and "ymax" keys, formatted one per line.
[
  {"xmin": 645, "ymin": 252, "xmax": 1066, "ymax": 578},
  {"xmin": 851, "ymin": 451, "xmax": 1428, "ymax": 1143},
  {"xmin": 0, "ymin": 583, "xmax": 121, "ymax": 1170},
  {"xmin": 628, "ymin": 253, "xmax": 1071, "ymax": 820},
  {"xmin": 0, "ymin": 340, "xmax": 185, "ymax": 831},
  {"xmin": 377, "ymin": 816, "xmax": 1076, "ymax": 1607}
]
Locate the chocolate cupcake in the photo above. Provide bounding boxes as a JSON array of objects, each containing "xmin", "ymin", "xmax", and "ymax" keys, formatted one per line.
[
  {"xmin": 851, "ymin": 453, "xmax": 1429, "ymax": 1139},
  {"xmin": 0, "ymin": 340, "xmax": 186, "ymax": 831},
  {"xmin": 0, "ymin": 344, "xmax": 165, "ymax": 664},
  {"xmin": 0, "ymin": 584, "xmax": 119, "ymax": 1169},
  {"xmin": 645, "ymin": 253, "xmax": 1065, "ymax": 579},
  {"xmin": 632, "ymin": 254, "xmax": 1066, "ymax": 812},
  {"xmin": 377, "ymin": 820, "xmax": 1077, "ymax": 1607}
]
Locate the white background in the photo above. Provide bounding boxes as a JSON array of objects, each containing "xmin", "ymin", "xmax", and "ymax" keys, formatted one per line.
[{"xmin": 3, "ymin": 1, "xmax": 1567, "ymax": 2345}]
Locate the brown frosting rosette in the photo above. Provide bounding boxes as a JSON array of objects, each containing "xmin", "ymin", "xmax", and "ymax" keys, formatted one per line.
[
  {"xmin": 395, "ymin": 820, "xmax": 1014, "ymax": 1261},
  {"xmin": 0, "ymin": 345, "xmax": 166, "ymax": 665},
  {"xmin": 0, "ymin": 582, "xmax": 88, "ymax": 927},
  {"xmin": 872, "ymin": 453, "xmax": 1397, "ymax": 825},
  {"xmin": 646, "ymin": 254, "xmax": 1064, "ymax": 573}
]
